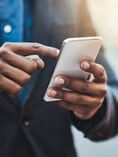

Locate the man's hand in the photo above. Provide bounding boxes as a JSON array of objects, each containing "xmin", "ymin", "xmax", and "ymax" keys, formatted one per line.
[
  {"xmin": 47, "ymin": 61, "xmax": 108, "ymax": 120},
  {"xmin": 0, "ymin": 42, "xmax": 59, "ymax": 95}
]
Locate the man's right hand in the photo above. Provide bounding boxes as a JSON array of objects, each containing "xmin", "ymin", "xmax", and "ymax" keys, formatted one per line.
[{"xmin": 0, "ymin": 42, "xmax": 59, "ymax": 95}]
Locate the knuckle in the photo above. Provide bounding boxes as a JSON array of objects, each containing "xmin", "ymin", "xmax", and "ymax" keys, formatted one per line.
[
  {"xmin": 31, "ymin": 61, "xmax": 37, "ymax": 70},
  {"xmin": 29, "ymin": 61, "xmax": 37, "ymax": 73},
  {"xmin": 21, "ymin": 75, "xmax": 31, "ymax": 85},
  {"xmin": 32, "ymin": 43, "xmax": 41, "ymax": 53},
  {"xmin": 100, "ymin": 87, "xmax": 107, "ymax": 96},
  {"xmin": 2, "ymin": 42, "xmax": 12, "ymax": 48},
  {"xmin": 32, "ymin": 43, "xmax": 40, "ymax": 49},
  {"xmin": 11, "ymin": 85, "xmax": 21, "ymax": 96},
  {"xmin": 94, "ymin": 64, "xmax": 105, "ymax": 78},
  {"xmin": 98, "ymin": 64, "xmax": 104, "ymax": 71},
  {"xmin": 100, "ymin": 67, "xmax": 105, "ymax": 77},
  {"xmin": 0, "ymin": 47, "xmax": 10, "ymax": 58},
  {"xmin": 99, "ymin": 64, "xmax": 104, "ymax": 70}
]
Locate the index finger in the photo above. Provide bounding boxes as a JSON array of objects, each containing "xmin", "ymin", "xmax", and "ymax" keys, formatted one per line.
[
  {"xmin": 80, "ymin": 61, "xmax": 107, "ymax": 82},
  {"xmin": 3, "ymin": 42, "xmax": 59, "ymax": 58}
]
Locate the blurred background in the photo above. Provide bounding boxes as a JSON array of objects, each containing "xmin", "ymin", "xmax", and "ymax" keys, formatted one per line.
[
  {"xmin": 72, "ymin": 126, "xmax": 118, "ymax": 157},
  {"xmin": 87, "ymin": 0, "xmax": 118, "ymax": 78},
  {"xmin": 73, "ymin": 0, "xmax": 118, "ymax": 156}
]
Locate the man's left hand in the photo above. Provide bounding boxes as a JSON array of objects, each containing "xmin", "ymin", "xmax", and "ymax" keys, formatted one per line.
[{"xmin": 47, "ymin": 60, "xmax": 108, "ymax": 120}]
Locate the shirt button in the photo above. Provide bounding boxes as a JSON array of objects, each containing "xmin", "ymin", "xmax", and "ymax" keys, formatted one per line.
[
  {"xmin": 4, "ymin": 25, "xmax": 12, "ymax": 33},
  {"xmin": 22, "ymin": 116, "xmax": 30, "ymax": 127},
  {"xmin": 24, "ymin": 121, "xmax": 30, "ymax": 127}
]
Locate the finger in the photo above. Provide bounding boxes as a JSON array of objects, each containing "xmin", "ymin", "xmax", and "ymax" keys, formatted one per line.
[
  {"xmin": 56, "ymin": 100, "xmax": 90, "ymax": 112},
  {"xmin": 54, "ymin": 76, "xmax": 107, "ymax": 97},
  {"xmin": 47, "ymin": 88, "xmax": 103, "ymax": 108},
  {"xmin": 80, "ymin": 61, "xmax": 107, "ymax": 82},
  {"xmin": 26, "ymin": 55, "xmax": 44, "ymax": 69},
  {"xmin": 74, "ymin": 109, "xmax": 98, "ymax": 120},
  {"xmin": 55, "ymin": 100, "xmax": 98, "ymax": 120},
  {"xmin": 55, "ymin": 100, "xmax": 80, "ymax": 111},
  {"xmin": 0, "ymin": 48, "xmax": 43, "ymax": 74},
  {"xmin": 0, "ymin": 62, "xmax": 31, "ymax": 85},
  {"xmin": 0, "ymin": 75, "xmax": 21, "ymax": 95},
  {"xmin": 3, "ymin": 42, "xmax": 59, "ymax": 58}
]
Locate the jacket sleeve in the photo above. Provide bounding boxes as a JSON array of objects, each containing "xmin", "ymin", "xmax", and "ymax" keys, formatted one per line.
[{"xmin": 70, "ymin": 52, "xmax": 118, "ymax": 141}]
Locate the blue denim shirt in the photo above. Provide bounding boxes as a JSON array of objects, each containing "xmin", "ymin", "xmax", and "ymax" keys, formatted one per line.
[
  {"xmin": 0, "ymin": 0, "xmax": 34, "ymax": 104},
  {"xmin": 0, "ymin": 0, "xmax": 32, "ymax": 43}
]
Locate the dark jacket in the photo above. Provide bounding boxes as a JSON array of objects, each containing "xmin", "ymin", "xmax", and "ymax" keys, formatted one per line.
[{"xmin": 0, "ymin": 0, "xmax": 118, "ymax": 157}]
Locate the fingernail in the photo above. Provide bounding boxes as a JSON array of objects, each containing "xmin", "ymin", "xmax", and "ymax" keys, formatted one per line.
[
  {"xmin": 55, "ymin": 77, "xmax": 65, "ymax": 85},
  {"xmin": 56, "ymin": 50, "xmax": 60, "ymax": 55},
  {"xmin": 81, "ymin": 61, "xmax": 90, "ymax": 70},
  {"xmin": 47, "ymin": 89, "xmax": 57, "ymax": 97}
]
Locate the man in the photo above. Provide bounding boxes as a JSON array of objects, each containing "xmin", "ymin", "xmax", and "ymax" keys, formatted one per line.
[{"xmin": 0, "ymin": 0, "xmax": 118, "ymax": 157}]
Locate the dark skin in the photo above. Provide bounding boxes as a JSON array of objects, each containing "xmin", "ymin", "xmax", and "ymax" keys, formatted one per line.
[
  {"xmin": 0, "ymin": 42, "xmax": 107, "ymax": 120},
  {"xmin": 0, "ymin": 42, "xmax": 59, "ymax": 95},
  {"xmin": 47, "ymin": 61, "xmax": 108, "ymax": 120}
]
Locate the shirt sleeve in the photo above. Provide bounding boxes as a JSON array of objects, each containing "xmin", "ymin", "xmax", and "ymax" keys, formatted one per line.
[{"xmin": 70, "ymin": 87, "xmax": 118, "ymax": 141}]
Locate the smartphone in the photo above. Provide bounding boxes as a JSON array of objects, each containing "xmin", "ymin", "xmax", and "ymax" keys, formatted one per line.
[{"xmin": 44, "ymin": 37, "xmax": 102, "ymax": 102}]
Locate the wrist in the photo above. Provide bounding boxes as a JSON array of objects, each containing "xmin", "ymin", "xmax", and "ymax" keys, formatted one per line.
[{"xmin": 70, "ymin": 100, "xmax": 107, "ymax": 133}]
